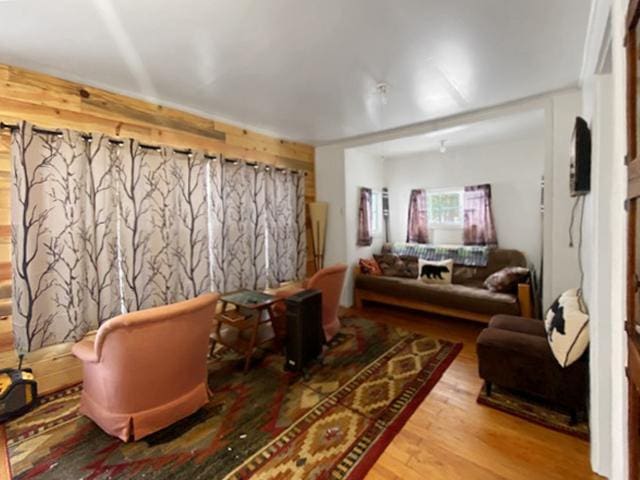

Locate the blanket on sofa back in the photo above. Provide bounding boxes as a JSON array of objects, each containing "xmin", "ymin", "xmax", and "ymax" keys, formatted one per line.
[{"xmin": 382, "ymin": 243, "xmax": 490, "ymax": 268}]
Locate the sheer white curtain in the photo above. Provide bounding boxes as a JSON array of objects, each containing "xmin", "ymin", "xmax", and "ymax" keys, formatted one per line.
[{"xmin": 463, "ymin": 184, "xmax": 498, "ymax": 246}]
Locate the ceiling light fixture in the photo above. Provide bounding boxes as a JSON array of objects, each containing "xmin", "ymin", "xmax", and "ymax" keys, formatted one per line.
[
  {"xmin": 375, "ymin": 82, "xmax": 389, "ymax": 105},
  {"xmin": 440, "ymin": 140, "xmax": 447, "ymax": 153}
]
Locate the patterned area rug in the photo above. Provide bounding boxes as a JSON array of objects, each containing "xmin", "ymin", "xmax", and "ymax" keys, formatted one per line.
[
  {"xmin": 477, "ymin": 383, "xmax": 589, "ymax": 440},
  {"xmin": 3, "ymin": 316, "xmax": 461, "ymax": 479}
]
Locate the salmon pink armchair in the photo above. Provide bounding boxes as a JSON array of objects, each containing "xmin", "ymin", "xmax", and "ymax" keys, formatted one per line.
[
  {"xmin": 275, "ymin": 264, "xmax": 347, "ymax": 342},
  {"xmin": 71, "ymin": 293, "xmax": 219, "ymax": 442}
]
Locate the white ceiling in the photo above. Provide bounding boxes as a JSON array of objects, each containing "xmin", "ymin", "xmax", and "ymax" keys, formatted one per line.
[
  {"xmin": 357, "ymin": 109, "xmax": 545, "ymax": 158},
  {"xmin": 0, "ymin": 0, "xmax": 590, "ymax": 144}
]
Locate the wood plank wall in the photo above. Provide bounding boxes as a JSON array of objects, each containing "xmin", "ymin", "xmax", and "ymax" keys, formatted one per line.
[{"xmin": 0, "ymin": 64, "xmax": 316, "ymax": 278}]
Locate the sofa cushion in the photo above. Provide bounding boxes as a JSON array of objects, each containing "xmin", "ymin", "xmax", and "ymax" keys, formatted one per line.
[
  {"xmin": 354, "ymin": 274, "xmax": 520, "ymax": 316},
  {"xmin": 488, "ymin": 315, "xmax": 546, "ymax": 337},
  {"xmin": 418, "ymin": 258, "xmax": 453, "ymax": 284},
  {"xmin": 484, "ymin": 266, "xmax": 530, "ymax": 293},
  {"xmin": 359, "ymin": 258, "xmax": 382, "ymax": 275},
  {"xmin": 373, "ymin": 254, "xmax": 418, "ymax": 278},
  {"xmin": 452, "ymin": 248, "xmax": 527, "ymax": 285}
]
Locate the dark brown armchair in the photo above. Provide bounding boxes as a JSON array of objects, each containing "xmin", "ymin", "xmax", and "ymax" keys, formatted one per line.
[{"xmin": 476, "ymin": 314, "xmax": 589, "ymax": 423}]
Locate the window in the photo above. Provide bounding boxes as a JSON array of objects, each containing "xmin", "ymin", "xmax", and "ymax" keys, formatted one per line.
[
  {"xmin": 371, "ymin": 190, "xmax": 382, "ymax": 235},
  {"xmin": 427, "ymin": 189, "xmax": 463, "ymax": 227}
]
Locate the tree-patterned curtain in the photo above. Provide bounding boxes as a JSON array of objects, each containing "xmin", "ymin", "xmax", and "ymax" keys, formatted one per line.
[
  {"xmin": 11, "ymin": 124, "xmax": 121, "ymax": 352},
  {"xmin": 11, "ymin": 123, "xmax": 306, "ymax": 352},
  {"xmin": 266, "ymin": 168, "xmax": 306, "ymax": 285},
  {"xmin": 208, "ymin": 159, "xmax": 269, "ymax": 293},
  {"xmin": 115, "ymin": 142, "xmax": 212, "ymax": 312}
]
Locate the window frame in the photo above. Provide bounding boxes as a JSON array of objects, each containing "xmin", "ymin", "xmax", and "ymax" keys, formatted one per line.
[{"xmin": 426, "ymin": 188, "xmax": 464, "ymax": 229}]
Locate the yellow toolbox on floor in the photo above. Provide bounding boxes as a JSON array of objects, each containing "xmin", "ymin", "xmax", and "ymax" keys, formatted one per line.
[{"xmin": 0, "ymin": 365, "xmax": 37, "ymax": 422}]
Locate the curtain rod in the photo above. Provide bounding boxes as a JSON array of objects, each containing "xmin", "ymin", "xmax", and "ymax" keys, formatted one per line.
[
  {"xmin": 1, "ymin": 121, "xmax": 64, "ymax": 137},
  {"xmin": 1, "ymin": 122, "xmax": 308, "ymax": 175},
  {"xmin": 223, "ymin": 159, "xmax": 306, "ymax": 175},
  {"xmin": 80, "ymin": 133, "xmax": 125, "ymax": 146}
]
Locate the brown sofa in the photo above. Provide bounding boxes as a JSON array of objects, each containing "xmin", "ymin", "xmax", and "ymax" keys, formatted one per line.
[
  {"xmin": 477, "ymin": 314, "xmax": 589, "ymax": 422},
  {"xmin": 353, "ymin": 248, "xmax": 532, "ymax": 323}
]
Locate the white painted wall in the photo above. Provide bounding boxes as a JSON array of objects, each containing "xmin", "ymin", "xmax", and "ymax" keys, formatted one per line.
[
  {"xmin": 383, "ymin": 136, "xmax": 545, "ymax": 271},
  {"xmin": 315, "ymin": 145, "xmax": 346, "ymax": 269},
  {"xmin": 543, "ymin": 90, "xmax": 584, "ymax": 309},
  {"xmin": 582, "ymin": 73, "xmax": 615, "ymax": 478},
  {"xmin": 343, "ymin": 149, "xmax": 386, "ymax": 305}
]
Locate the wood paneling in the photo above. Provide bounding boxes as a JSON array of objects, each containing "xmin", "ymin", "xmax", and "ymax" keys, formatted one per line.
[{"xmin": 0, "ymin": 63, "xmax": 316, "ymax": 273}]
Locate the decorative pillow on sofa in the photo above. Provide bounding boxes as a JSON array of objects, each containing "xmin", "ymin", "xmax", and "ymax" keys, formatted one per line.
[
  {"xmin": 373, "ymin": 254, "xmax": 418, "ymax": 278},
  {"xmin": 359, "ymin": 258, "xmax": 382, "ymax": 275},
  {"xmin": 544, "ymin": 289, "xmax": 589, "ymax": 367},
  {"xmin": 417, "ymin": 258, "xmax": 453, "ymax": 284},
  {"xmin": 483, "ymin": 266, "xmax": 530, "ymax": 293}
]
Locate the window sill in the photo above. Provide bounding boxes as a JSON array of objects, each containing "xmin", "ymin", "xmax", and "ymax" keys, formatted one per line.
[{"xmin": 429, "ymin": 225, "xmax": 464, "ymax": 231}]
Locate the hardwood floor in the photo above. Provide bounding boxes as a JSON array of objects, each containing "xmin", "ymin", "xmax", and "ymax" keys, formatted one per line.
[
  {"xmin": 0, "ymin": 306, "xmax": 600, "ymax": 479},
  {"xmin": 359, "ymin": 305, "xmax": 600, "ymax": 480}
]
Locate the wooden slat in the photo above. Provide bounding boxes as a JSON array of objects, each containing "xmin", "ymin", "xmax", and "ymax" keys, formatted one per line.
[
  {"xmin": 0, "ymin": 97, "xmax": 314, "ymax": 171},
  {"xmin": 0, "ymin": 427, "xmax": 10, "ymax": 480},
  {"xmin": 0, "ymin": 263, "xmax": 9, "ymax": 281},
  {"xmin": 0, "ymin": 64, "xmax": 314, "ymax": 162},
  {"xmin": 79, "ymin": 86, "xmax": 226, "ymax": 142}
]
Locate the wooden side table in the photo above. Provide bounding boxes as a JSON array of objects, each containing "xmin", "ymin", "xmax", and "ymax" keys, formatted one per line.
[{"xmin": 210, "ymin": 290, "xmax": 282, "ymax": 373}]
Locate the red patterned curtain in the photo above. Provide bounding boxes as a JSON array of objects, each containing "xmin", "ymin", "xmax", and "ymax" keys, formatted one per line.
[
  {"xmin": 406, "ymin": 189, "xmax": 429, "ymax": 244},
  {"xmin": 357, "ymin": 187, "xmax": 373, "ymax": 246},
  {"xmin": 463, "ymin": 184, "xmax": 497, "ymax": 246}
]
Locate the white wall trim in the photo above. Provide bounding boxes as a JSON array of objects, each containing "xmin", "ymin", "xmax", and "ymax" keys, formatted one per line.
[
  {"xmin": 585, "ymin": 73, "xmax": 615, "ymax": 478},
  {"xmin": 609, "ymin": 2, "xmax": 629, "ymax": 478}
]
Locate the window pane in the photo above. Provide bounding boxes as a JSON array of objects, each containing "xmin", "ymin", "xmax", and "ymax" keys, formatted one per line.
[
  {"xmin": 371, "ymin": 192, "xmax": 380, "ymax": 234},
  {"xmin": 427, "ymin": 191, "xmax": 462, "ymax": 225}
]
